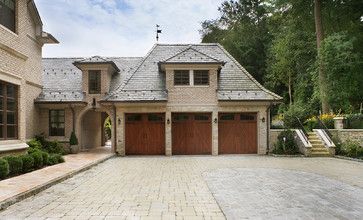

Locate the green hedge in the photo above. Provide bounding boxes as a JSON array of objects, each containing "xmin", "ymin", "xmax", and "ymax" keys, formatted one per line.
[
  {"xmin": 272, "ymin": 129, "xmax": 300, "ymax": 155},
  {"xmin": 48, "ymin": 154, "xmax": 64, "ymax": 165},
  {"xmin": 0, "ymin": 158, "xmax": 9, "ymax": 180},
  {"xmin": 20, "ymin": 155, "xmax": 34, "ymax": 173},
  {"xmin": 30, "ymin": 151, "xmax": 43, "ymax": 169},
  {"xmin": 4, "ymin": 156, "xmax": 23, "ymax": 175}
]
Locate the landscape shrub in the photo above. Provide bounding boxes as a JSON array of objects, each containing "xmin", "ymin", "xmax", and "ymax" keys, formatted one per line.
[
  {"xmin": 282, "ymin": 104, "xmax": 309, "ymax": 129},
  {"xmin": 272, "ymin": 129, "xmax": 299, "ymax": 155},
  {"xmin": 340, "ymin": 139, "xmax": 363, "ymax": 158},
  {"xmin": 27, "ymin": 139, "xmax": 42, "ymax": 150},
  {"xmin": 346, "ymin": 114, "xmax": 363, "ymax": 129},
  {"xmin": 30, "ymin": 151, "xmax": 43, "ymax": 169},
  {"xmin": 304, "ymin": 117, "xmax": 318, "ymax": 131},
  {"xmin": 320, "ymin": 114, "xmax": 335, "ymax": 129},
  {"xmin": 4, "ymin": 156, "xmax": 23, "ymax": 175},
  {"xmin": 20, "ymin": 155, "xmax": 34, "ymax": 173},
  {"xmin": 69, "ymin": 131, "xmax": 78, "ymax": 146},
  {"xmin": 41, "ymin": 151, "xmax": 49, "ymax": 165},
  {"xmin": 44, "ymin": 141, "xmax": 65, "ymax": 155},
  {"xmin": 0, "ymin": 158, "xmax": 9, "ymax": 180},
  {"xmin": 48, "ymin": 154, "xmax": 64, "ymax": 165}
]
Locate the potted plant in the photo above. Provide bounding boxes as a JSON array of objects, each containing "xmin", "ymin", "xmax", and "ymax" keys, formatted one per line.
[{"xmin": 69, "ymin": 131, "xmax": 79, "ymax": 154}]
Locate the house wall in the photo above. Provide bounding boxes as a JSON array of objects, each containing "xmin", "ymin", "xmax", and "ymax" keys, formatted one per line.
[{"xmin": 0, "ymin": 0, "xmax": 44, "ymax": 154}]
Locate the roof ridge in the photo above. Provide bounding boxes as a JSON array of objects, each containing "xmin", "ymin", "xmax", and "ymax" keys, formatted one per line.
[
  {"xmin": 156, "ymin": 43, "xmax": 219, "ymax": 46},
  {"xmin": 216, "ymin": 44, "xmax": 282, "ymax": 100},
  {"xmin": 160, "ymin": 45, "xmax": 222, "ymax": 63}
]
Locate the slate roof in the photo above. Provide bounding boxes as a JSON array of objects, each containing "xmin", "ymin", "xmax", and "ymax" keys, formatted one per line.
[
  {"xmin": 73, "ymin": 56, "xmax": 120, "ymax": 72},
  {"xmin": 36, "ymin": 43, "xmax": 282, "ymax": 103},
  {"xmin": 159, "ymin": 46, "xmax": 224, "ymax": 64}
]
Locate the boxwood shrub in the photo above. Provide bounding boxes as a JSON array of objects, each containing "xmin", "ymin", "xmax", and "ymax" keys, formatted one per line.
[
  {"xmin": 21, "ymin": 155, "xmax": 34, "ymax": 173},
  {"xmin": 4, "ymin": 156, "xmax": 23, "ymax": 176},
  {"xmin": 0, "ymin": 158, "xmax": 10, "ymax": 180},
  {"xmin": 48, "ymin": 154, "xmax": 65, "ymax": 165},
  {"xmin": 30, "ymin": 151, "xmax": 43, "ymax": 169},
  {"xmin": 272, "ymin": 129, "xmax": 299, "ymax": 155},
  {"xmin": 41, "ymin": 151, "xmax": 49, "ymax": 165}
]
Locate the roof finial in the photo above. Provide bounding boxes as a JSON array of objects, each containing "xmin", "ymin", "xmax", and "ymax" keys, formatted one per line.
[{"xmin": 156, "ymin": 24, "xmax": 162, "ymax": 42}]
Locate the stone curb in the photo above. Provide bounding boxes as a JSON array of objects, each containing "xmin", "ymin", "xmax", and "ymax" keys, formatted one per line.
[
  {"xmin": 0, "ymin": 154, "xmax": 115, "ymax": 211},
  {"xmin": 334, "ymin": 155, "xmax": 363, "ymax": 163},
  {"xmin": 269, "ymin": 154, "xmax": 305, "ymax": 158}
]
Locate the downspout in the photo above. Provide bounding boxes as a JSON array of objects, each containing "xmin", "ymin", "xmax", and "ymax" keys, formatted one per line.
[
  {"xmin": 70, "ymin": 104, "xmax": 75, "ymax": 132},
  {"xmin": 113, "ymin": 104, "xmax": 117, "ymax": 154},
  {"xmin": 266, "ymin": 103, "xmax": 272, "ymax": 155}
]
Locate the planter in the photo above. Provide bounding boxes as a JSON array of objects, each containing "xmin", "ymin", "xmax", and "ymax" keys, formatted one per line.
[
  {"xmin": 70, "ymin": 145, "xmax": 79, "ymax": 154},
  {"xmin": 333, "ymin": 116, "xmax": 346, "ymax": 129}
]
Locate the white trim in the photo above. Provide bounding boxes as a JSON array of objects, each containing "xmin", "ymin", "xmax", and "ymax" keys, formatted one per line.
[
  {"xmin": 0, "ymin": 69, "xmax": 22, "ymax": 85},
  {"xmin": 0, "ymin": 141, "xmax": 29, "ymax": 152}
]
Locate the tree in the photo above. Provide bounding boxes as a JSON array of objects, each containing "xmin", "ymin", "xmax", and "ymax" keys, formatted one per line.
[{"xmin": 314, "ymin": 0, "xmax": 329, "ymax": 113}]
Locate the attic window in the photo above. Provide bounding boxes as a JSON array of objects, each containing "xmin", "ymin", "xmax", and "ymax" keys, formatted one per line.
[
  {"xmin": 174, "ymin": 70, "xmax": 189, "ymax": 86},
  {"xmin": 88, "ymin": 70, "xmax": 101, "ymax": 94},
  {"xmin": 0, "ymin": 0, "xmax": 16, "ymax": 33},
  {"xmin": 194, "ymin": 70, "xmax": 209, "ymax": 85}
]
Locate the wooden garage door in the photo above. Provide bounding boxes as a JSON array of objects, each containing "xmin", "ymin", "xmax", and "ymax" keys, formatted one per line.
[
  {"xmin": 125, "ymin": 113, "xmax": 165, "ymax": 155},
  {"xmin": 172, "ymin": 113, "xmax": 212, "ymax": 155},
  {"xmin": 218, "ymin": 113, "xmax": 257, "ymax": 154}
]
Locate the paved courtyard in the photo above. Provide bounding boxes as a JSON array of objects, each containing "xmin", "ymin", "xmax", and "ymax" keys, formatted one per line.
[{"xmin": 0, "ymin": 156, "xmax": 362, "ymax": 220}]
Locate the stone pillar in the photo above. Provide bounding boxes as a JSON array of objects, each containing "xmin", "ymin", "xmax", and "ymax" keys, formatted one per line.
[
  {"xmin": 212, "ymin": 110, "xmax": 218, "ymax": 156},
  {"xmin": 334, "ymin": 116, "xmax": 345, "ymax": 129},
  {"xmin": 165, "ymin": 110, "xmax": 172, "ymax": 156},
  {"xmin": 116, "ymin": 109, "xmax": 125, "ymax": 156}
]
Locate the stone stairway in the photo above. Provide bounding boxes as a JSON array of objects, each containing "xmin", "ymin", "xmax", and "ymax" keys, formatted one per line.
[{"xmin": 307, "ymin": 132, "xmax": 331, "ymax": 157}]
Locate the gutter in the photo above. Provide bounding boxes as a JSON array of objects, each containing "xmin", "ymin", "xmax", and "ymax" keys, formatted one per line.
[
  {"xmin": 113, "ymin": 104, "xmax": 117, "ymax": 154},
  {"xmin": 266, "ymin": 103, "xmax": 272, "ymax": 154}
]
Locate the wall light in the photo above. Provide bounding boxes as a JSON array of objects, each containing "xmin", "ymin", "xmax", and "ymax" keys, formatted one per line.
[
  {"xmin": 261, "ymin": 117, "xmax": 266, "ymax": 123},
  {"xmin": 167, "ymin": 119, "xmax": 170, "ymax": 124},
  {"xmin": 118, "ymin": 118, "xmax": 121, "ymax": 125},
  {"xmin": 214, "ymin": 118, "xmax": 218, "ymax": 123}
]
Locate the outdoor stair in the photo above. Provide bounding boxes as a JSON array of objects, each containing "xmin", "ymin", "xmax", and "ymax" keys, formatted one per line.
[{"xmin": 307, "ymin": 132, "xmax": 331, "ymax": 157}]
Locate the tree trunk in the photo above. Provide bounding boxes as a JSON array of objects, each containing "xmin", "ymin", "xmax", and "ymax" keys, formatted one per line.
[
  {"xmin": 288, "ymin": 74, "xmax": 292, "ymax": 105},
  {"xmin": 314, "ymin": 0, "xmax": 329, "ymax": 113}
]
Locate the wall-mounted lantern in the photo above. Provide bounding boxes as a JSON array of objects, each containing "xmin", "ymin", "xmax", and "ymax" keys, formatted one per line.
[
  {"xmin": 167, "ymin": 118, "xmax": 170, "ymax": 124},
  {"xmin": 214, "ymin": 118, "xmax": 218, "ymax": 123},
  {"xmin": 118, "ymin": 118, "xmax": 121, "ymax": 125},
  {"xmin": 261, "ymin": 117, "xmax": 266, "ymax": 123}
]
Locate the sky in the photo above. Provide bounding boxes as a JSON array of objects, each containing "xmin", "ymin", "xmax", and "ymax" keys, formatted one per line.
[{"xmin": 34, "ymin": 0, "xmax": 225, "ymax": 57}]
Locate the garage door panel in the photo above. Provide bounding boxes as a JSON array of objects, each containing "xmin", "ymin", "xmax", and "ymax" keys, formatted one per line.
[
  {"xmin": 219, "ymin": 113, "xmax": 257, "ymax": 154},
  {"xmin": 172, "ymin": 113, "xmax": 212, "ymax": 155},
  {"xmin": 125, "ymin": 113, "xmax": 165, "ymax": 155}
]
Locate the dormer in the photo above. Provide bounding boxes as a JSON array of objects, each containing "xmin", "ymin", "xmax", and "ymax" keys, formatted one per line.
[
  {"xmin": 159, "ymin": 46, "xmax": 225, "ymax": 105},
  {"xmin": 73, "ymin": 56, "xmax": 119, "ymax": 97},
  {"xmin": 159, "ymin": 46, "xmax": 225, "ymax": 87}
]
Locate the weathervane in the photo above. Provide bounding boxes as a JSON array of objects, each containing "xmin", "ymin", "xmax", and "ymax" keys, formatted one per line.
[{"xmin": 156, "ymin": 24, "xmax": 162, "ymax": 42}]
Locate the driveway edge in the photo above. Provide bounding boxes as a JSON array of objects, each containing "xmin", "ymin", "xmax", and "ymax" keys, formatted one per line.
[{"xmin": 0, "ymin": 154, "xmax": 115, "ymax": 211}]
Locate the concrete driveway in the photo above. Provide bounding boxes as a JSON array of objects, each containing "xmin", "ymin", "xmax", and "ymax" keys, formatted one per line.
[{"xmin": 0, "ymin": 156, "xmax": 362, "ymax": 220}]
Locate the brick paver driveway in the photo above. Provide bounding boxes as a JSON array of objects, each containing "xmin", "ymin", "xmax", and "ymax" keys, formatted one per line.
[{"xmin": 0, "ymin": 156, "xmax": 362, "ymax": 220}]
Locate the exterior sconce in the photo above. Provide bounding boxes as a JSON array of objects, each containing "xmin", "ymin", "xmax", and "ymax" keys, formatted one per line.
[
  {"xmin": 214, "ymin": 118, "xmax": 218, "ymax": 123},
  {"xmin": 118, "ymin": 118, "xmax": 121, "ymax": 125},
  {"xmin": 167, "ymin": 118, "xmax": 170, "ymax": 124},
  {"xmin": 92, "ymin": 98, "xmax": 96, "ymax": 110},
  {"xmin": 261, "ymin": 117, "xmax": 266, "ymax": 123}
]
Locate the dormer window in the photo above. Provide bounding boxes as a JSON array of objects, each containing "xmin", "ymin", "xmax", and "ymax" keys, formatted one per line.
[
  {"xmin": 174, "ymin": 70, "xmax": 209, "ymax": 86},
  {"xmin": 88, "ymin": 70, "xmax": 101, "ymax": 94},
  {"xmin": 174, "ymin": 70, "xmax": 189, "ymax": 86},
  {"xmin": 194, "ymin": 70, "xmax": 209, "ymax": 85},
  {"xmin": 0, "ymin": 0, "xmax": 16, "ymax": 32}
]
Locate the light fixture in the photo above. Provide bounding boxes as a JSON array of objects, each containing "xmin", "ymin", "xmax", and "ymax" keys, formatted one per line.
[
  {"xmin": 261, "ymin": 117, "xmax": 265, "ymax": 123},
  {"xmin": 214, "ymin": 118, "xmax": 218, "ymax": 123},
  {"xmin": 167, "ymin": 119, "xmax": 170, "ymax": 124},
  {"xmin": 118, "ymin": 118, "xmax": 121, "ymax": 125}
]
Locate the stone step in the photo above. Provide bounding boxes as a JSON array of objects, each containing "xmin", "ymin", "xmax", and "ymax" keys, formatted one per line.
[
  {"xmin": 311, "ymin": 148, "xmax": 329, "ymax": 151},
  {"xmin": 310, "ymin": 140, "xmax": 322, "ymax": 144},
  {"xmin": 310, "ymin": 153, "xmax": 331, "ymax": 157}
]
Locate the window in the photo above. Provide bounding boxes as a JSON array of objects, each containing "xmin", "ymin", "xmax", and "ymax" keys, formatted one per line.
[
  {"xmin": 174, "ymin": 70, "xmax": 189, "ymax": 85},
  {"xmin": 49, "ymin": 110, "xmax": 65, "ymax": 136},
  {"xmin": 173, "ymin": 114, "xmax": 189, "ymax": 122},
  {"xmin": 0, "ymin": 81, "xmax": 18, "ymax": 139},
  {"xmin": 88, "ymin": 70, "xmax": 101, "ymax": 94},
  {"xmin": 148, "ymin": 114, "xmax": 163, "ymax": 122},
  {"xmin": 126, "ymin": 114, "xmax": 142, "ymax": 122},
  {"xmin": 194, "ymin": 114, "xmax": 210, "ymax": 121},
  {"xmin": 0, "ymin": 0, "xmax": 16, "ymax": 32},
  {"xmin": 220, "ymin": 114, "xmax": 235, "ymax": 121},
  {"xmin": 194, "ymin": 70, "xmax": 209, "ymax": 85},
  {"xmin": 240, "ymin": 114, "xmax": 255, "ymax": 121}
]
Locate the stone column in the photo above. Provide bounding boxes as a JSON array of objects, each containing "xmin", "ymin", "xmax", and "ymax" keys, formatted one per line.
[
  {"xmin": 212, "ymin": 110, "xmax": 218, "ymax": 156},
  {"xmin": 116, "ymin": 109, "xmax": 125, "ymax": 156},
  {"xmin": 165, "ymin": 110, "xmax": 172, "ymax": 156}
]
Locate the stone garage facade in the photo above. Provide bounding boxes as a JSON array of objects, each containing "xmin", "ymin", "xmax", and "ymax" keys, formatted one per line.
[{"xmin": 35, "ymin": 44, "xmax": 282, "ymax": 156}]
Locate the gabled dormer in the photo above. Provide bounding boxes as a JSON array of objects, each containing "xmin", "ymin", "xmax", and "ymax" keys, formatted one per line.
[
  {"xmin": 73, "ymin": 56, "xmax": 119, "ymax": 98},
  {"xmin": 159, "ymin": 46, "xmax": 225, "ymax": 104}
]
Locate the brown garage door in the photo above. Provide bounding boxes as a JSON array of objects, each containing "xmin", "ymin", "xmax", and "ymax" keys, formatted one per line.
[
  {"xmin": 218, "ymin": 113, "xmax": 257, "ymax": 154},
  {"xmin": 125, "ymin": 113, "xmax": 165, "ymax": 155},
  {"xmin": 172, "ymin": 113, "xmax": 212, "ymax": 155}
]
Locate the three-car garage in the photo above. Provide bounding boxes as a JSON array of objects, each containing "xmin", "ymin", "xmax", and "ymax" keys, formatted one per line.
[{"xmin": 124, "ymin": 112, "xmax": 258, "ymax": 155}]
